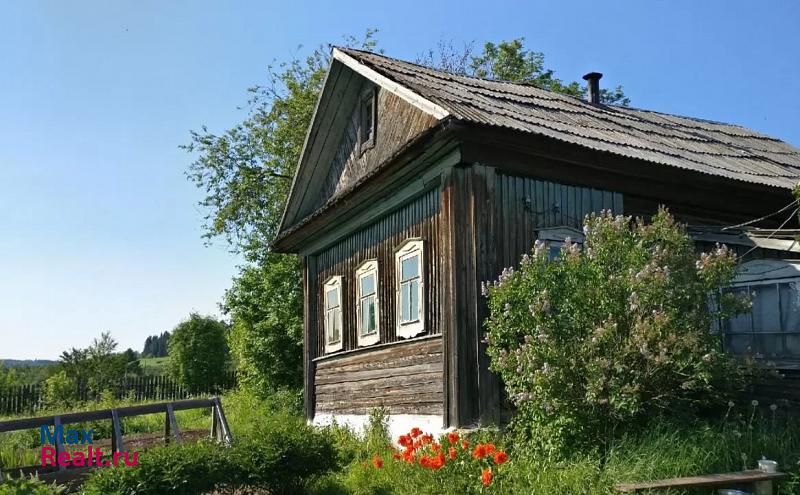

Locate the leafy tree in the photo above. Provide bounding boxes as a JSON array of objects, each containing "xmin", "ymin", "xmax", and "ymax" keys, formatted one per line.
[
  {"xmin": 168, "ymin": 314, "xmax": 229, "ymax": 393},
  {"xmin": 184, "ymin": 34, "xmax": 630, "ymax": 397},
  {"xmin": 226, "ymin": 254, "xmax": 303, "ymax": 393},
  {"xmin": 142, "ymin": 331, "xmax": 171, "ymax": 358},
  {"xmin": 0, "ymin": 362, "xmax": 20, "ymax": 392},
  {"xmin": 55, "ymin": 332, "xmax": 141, "ymax": 402},
  {"xmin": 420, "ymin": 38, "xmax": 629, "ymax": 105},
  {"xmin": 483, "ymin": 209, "xmax": 747, "ymax": 457},
  {"xmin": 183, "ymin": 31, "xmax": 378, "ymax": 396}
]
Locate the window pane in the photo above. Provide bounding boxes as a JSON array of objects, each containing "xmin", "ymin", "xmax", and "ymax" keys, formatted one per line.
[
  {"xmin": 326, "ymin": 311, "xmax": 335, "ymax": 343},
  {"xmin": 723, "ymin": 287, "xmax": 751, "ymax": 334},
  {"xmin": 787, "ymin": 335, "xmax": 800, "ymax": 357},
  {"xmin": 368, "ymin": 299, "xmax": 376, "ymax": 332},
  {"xmin": 362, "ymin": 99, "xmax": 373, "ymax": 141},
  {"xmin": 360, "ymin": 273, "xmax": 375, "ymax": 296},
  {"xmin": 409, "ymin": 280, "xmax": 419, "ymax": 321},
  {"xmin": 360, "ymin": 297, "xmax": 376, "ymax": 336},
  {"xmin": 753, "ymin": 334, "xmax": 781, "ymax": 358},
  {"xmin": 725, "ymin": 334, "xmax": 752, "ymax": 355},
  {"xmin": 752, "ymin": 285, "xmax": 780, "ymax": 333},
  {"xmin": 780, "ymin": 282, "xmax": 800, "ymax": 332},
  {"xmin": 326, "ymin": 288, "xmax": 339, "ymax": 309},
  {"xmin": 548, "ymin": 245, "xmax": 561, "ymax": 260},
  {"xmin": 401, "ymin": 255, "xmax": 419, "ymax": 281},
  {"xmin": 332, "ymin": 308, "xmax": 340, "ymax": 342},
  {"xmin": 401, "ymin": 282, "xmax": 411, "ymax": 322}
]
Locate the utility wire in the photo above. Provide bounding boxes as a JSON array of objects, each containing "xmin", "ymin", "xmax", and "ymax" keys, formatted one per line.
[
  {"xmin": 722, "ymin": 199, "xmax": 799, "ymax": 231},
  {"xmin": 737, "ymin": 206, "xmax": 799, "ymax": 260}
]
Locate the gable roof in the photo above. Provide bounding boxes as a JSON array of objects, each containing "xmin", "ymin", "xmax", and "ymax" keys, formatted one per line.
[{"xmin": 336, "ymin": 47, "xmax": 800, "ymax": 190}]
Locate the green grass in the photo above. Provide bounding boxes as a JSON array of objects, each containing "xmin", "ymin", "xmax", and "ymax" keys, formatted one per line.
[
  {"xmin": 4, "ymin": 391, "xmax": 798, "ymax": 494},
  {"xmin": 138, "ymin": 357, "xmax": 169, "ymax": 375},
  {"xmin": 310, "ymin": 404, "xmax": 800, "ymax": 495}
]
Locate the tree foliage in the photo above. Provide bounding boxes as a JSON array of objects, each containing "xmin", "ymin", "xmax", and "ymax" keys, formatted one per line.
[
  {"xmin": 168, "ymin": 314, "xmax": 229, "ymax": 393},
  {"xmin": 184, "ymin": 34, "xmax": 630, "ymax": 396},
  {"xmin": 0, "ymin": 362, "xmax": 20, "ymax": 393},
  {"xmin": 142, "ymin": 331, "xmax": 171, "ymax": 358},
  {"xmin": 226, "ymin": 253, "xmax": 303, "ymax": 393},
  {"xmin": 484, "ymin": 209, "xmax": 747, "ymax": 456},
  {"xmin": 419, "ymin": 38, "xmax": 630, "ymax": 106},
  {"xmin": 52, "ymin": 332, "xmax": 141, "ymax": 404}
]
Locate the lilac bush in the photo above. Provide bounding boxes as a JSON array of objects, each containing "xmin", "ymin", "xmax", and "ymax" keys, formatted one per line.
[{"xmin": 484, "ymin": 209, "xmax": 749, "ymax": 455}]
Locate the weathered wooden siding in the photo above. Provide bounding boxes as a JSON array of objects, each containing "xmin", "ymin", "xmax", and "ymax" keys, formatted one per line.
[
  {"xmin": 315, "ymin": 337, "xmax": 444, "ymax": 415},
  {"xmin": 492, "ymin": 171, "xmax": 623, "ymax": 269},
  {"xmin": 313, "ymin": 188, "xmax": 443, "ymax": 357},
  {"xmin": 316, "ymin": 86, "xmax": 439, "ymax": 212},
  {"xmin": 442, "ymin": 165, "xmax": 624, "ymax": 426}
]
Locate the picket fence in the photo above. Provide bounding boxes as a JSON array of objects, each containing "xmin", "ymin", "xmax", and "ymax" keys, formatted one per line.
[{"xmin": 0, "ymin": 372, "xmax": 238, "ymax": 415}]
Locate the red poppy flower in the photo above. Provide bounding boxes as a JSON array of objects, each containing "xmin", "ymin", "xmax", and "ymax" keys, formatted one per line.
[
  {"xmin": 372, "ymin": 455, "xmax": 384, "ymax": 469},
  {"xmin": 447, "ymin": 431, "xmax": 460, "ymax": 444},
  {"xmin": 410, "ymin": 427, "xmax": 423, "ymax": 438},
  {"xmin": 419, "ymin": 454, "xmax": 431, "ymax": 468},
  {"xmin": 392, "ymin": 452, "xmax": 403, "ymax": 460},
  {"xmin": 448, "ymin": 447, "xmax": 457, "ymax": 460},
  {"xmin": 493, "ymin": 451, "xmax": 509, "ymax": 465},
  {"xmin": 398, "ymin": 434, "xmax": 412, "ymax": 448},
  {"xmin": 482, "ymin": 468, "xmax": 493, "ymax": 486},
  {"xmin": 421, "ymin": 434, "xmax": 433, "ymax": 445},
  {"xmin": 431, "ymin": 442, "xmax": 441, "ymax": 452},
  {"xmin": 430, "ymin": 452, "xmax": 446, "ymax": 470},
  {"xmin": 472, "ymin": 444, "xmax": 487, "ymax": 459},
  {"xmin": 484, "ymin": 444, "xmax": 497, "ymax": 455},
  {"xmin": 461, "ymin": 440, "xmax": 470, "ymax": 450}
]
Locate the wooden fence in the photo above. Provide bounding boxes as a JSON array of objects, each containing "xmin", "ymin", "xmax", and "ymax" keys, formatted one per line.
[{"xmin": 0, "ymin": 372, "xmax": 237, "ymax": 416}]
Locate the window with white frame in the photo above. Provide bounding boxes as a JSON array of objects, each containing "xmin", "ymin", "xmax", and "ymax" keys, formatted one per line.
[
  {"xmin": 323, "ymin": 276, "xmax": 343, "ymax": 353},
  {"xmin": 356, "ymin": 260, "xmax": 380, "ymax": 346},
  {"xmin": 395, "ymin": 239, "xmax": 424, "ymax": 338},
  {"xmin": 537, "ymin": 226, "xmax": 585, "ymax": 260},
  {"xmin": 717, "ymin": 260, "xmax": 800, "ymax": 367}
]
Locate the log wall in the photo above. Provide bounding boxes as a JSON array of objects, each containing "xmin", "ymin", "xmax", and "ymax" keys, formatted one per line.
[{"xmin": 314, "ymin": 337, "xmax": 443, "ymax": 415}]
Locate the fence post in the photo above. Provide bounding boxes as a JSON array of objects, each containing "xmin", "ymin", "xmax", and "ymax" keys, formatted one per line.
[{"xmin": 111, "ymin": 409, "xmax": 124, "ymax": 454}]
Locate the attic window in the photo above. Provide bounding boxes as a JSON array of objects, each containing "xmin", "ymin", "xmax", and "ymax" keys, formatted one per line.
[{"xmin": 359, "ymin": 88, "xmax": 376, "ymax": 154}]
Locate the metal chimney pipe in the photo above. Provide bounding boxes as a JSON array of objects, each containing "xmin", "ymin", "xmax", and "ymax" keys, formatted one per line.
[{"xmin": 582, "ymin": 72, "xmax": 603, "ymax": 104}]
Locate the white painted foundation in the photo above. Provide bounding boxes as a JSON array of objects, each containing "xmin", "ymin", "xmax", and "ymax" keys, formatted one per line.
[{"xmin": 313, "ymin": 413, "xmax": 447, "ymax": 441}]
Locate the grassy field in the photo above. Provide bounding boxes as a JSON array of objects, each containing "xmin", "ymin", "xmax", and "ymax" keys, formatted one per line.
[{"xmin": 138, "ymin": 357, "xmax": 169, "ymax": 375}]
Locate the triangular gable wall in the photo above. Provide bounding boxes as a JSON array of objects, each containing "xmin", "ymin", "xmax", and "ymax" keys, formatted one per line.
[{"xmin": 278, "ymin": 49, "xmax": 448, "ymax": 235}]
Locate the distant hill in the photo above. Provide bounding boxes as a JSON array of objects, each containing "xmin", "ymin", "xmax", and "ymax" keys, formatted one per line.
[{"xmin": 1, "ymin": 359, "xmax": 57, "ymax": 367}]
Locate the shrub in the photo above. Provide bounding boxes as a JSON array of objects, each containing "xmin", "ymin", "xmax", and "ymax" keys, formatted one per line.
[
  {"xmin": 83, "ymin": 415, "xmax": 336, "ymax": 494},
  {"xmin": 0, "ymin": 475, "xmax": 61, "ymax": 495},
  {"xmin": 168, "ymin": 314, "xmax": 229, "ymax": 393},
  {"xmin": 41, "ymin": 371, "xmax": 77, "ymax": 408},
  {"xmin": 484, "ymin": 209, "xmax": 748, "ymax": 456}
]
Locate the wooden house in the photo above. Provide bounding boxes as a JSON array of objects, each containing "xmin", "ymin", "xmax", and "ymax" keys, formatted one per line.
[{"xmin": 273, "ymin": 48, "xmax": 800, "ymax": 435}]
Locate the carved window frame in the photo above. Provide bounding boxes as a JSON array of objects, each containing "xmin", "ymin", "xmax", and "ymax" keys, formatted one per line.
[
  {"xmin": 395, "ymin": 238, "xmax": 425, "ymax": 338},
  {"xmin": 323, "ymin": 276, "xmax": 344, "ymax": 353},
  {"xmin": 355, "ymin": 260, "xmax": 380, "ymax": 346}
]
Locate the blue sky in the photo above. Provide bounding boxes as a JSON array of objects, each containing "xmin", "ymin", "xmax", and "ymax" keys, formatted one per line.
[{"xmin": 1, "ymin": 0, "xmax": 799, "ymax": 359}]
